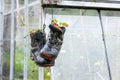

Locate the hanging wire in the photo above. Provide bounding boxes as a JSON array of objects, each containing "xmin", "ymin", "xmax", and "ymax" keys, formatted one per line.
[
  {"xmin": 51, "ymin": 2, "xmax": 54, "ymax": 20},
  {"xmin": 42, "ymin": 7, "xmax": 47, "ymax": 31},
  {"xmin": 42, "ymin": 7, "xmax": 47, "ymax": 51},
  {"xmin": 97, "ymin": 10, "xmax": 112, "ymax": 80}
]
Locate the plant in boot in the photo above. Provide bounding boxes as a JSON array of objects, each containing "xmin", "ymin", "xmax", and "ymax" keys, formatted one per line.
[{"xmin": 49, "ymin": 19, "xmax": 68, "ymax": 34}]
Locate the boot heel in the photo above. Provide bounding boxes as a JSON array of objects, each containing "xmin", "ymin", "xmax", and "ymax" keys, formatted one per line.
[{"xmin": 41, "ymin": 52, "xmax": 53, "ymax": 61}]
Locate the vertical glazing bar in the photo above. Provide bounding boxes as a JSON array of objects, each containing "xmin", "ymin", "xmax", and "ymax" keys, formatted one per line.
[
  {"xmin": 38, "ymin": 0, "xmax": 44, "ymax": 80},
  {"xmin": 16, "ymin": 0, "xmax": 19, "ymax": 11},
  {"xmin": 38, "ymin": 68, "xmax": 44, "ymax": 80},
  {"xmin": 0, "ymin": 0, "xmax": 4, "ymax": 79},
  {"xmin": 16, "ymin": 0, "xmax": 19, "ymax": 16},
  {"xmin": 16, "ymin": 0, "xmax": 19, "ymax": 27},
  {"xmin": 97, "ymin": 10, "xmax": 112, "ymax": 80},
  {"xmin": 10, "ymin": 0, "xmax": 15, "ymax": 80},
  {"xmin": 23, "ymin": 0, "xmax": 29, "ymax": 80}
]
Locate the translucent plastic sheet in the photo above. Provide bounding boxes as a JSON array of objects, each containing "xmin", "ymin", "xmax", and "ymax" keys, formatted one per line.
[{"xmin": 44, "ymin": 10, "xmax": 113, "ymax": 80}]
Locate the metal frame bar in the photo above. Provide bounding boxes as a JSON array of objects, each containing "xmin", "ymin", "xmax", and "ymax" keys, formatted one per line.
[
  {"xmin": 4, "ymin": 0, "xmax": 40, "ymax": 15},
  {"xmin": 10, "ymin": 0, "xmax": 15, "ymax": 80},
  {"xmin": 42, "ymin": 1, "xmax": 120, "ymax": 10},
  {"xmin": 0, "ymin": 0, "xmax": 4, "ymax": 79},
  {"xmin": 38, "ymin": 1, "xmax": 44, "ymax": 80},
  {"xmin": 98, "ymin": 10, "xmax": 112, "ymax": 80},
  {"xmin": 23, "ymin": 0, "xmax": 29, "ymax": 80}
]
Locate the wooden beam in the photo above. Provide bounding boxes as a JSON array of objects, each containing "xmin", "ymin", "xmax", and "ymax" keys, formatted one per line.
[{"xmin": 42, "ymin": 1, "xmax": 120, "ymax": 10}]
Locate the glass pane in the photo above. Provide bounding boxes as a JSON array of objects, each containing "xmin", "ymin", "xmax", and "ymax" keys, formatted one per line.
[
  {"xmin": 19, "ymin": 0, "xmax": 24, "ymax": 7},
  {"xmin": 3, "ymin": 41, "xmax": 10, "ymax": 80},
  {"xmin": 14, "ymin": 6, "xmax": 39, "ymax": 79},
  {"xmin": 4, "ymin": 0, "xmax": 11, "ymax": 13},
  {"xmin": 14, "ymin": 10, "xmax": 24, "ymax": 80},
  {"xmin": 14, "ymin": 25, "xmax": 39, "ymax": 80},
  {"xmin": 101, "ymin": 11, "xmax": 120, "ymax": 80},
  {"xmin": 44, "ymin": 9, "xmax": 110, "ymax": 80},
  {"xmin": 2, "ymin": 14, "xmax": 11, "ymax": 80},
  {"xmin": 28, "ymin": 4, "xmax": 40, "ymax": 27}
]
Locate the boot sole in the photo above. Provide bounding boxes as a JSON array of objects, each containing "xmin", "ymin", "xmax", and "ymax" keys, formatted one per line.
[
  {"xmin": 35, "ymin": 60, "xmax": 55, "ymax": 67},
  {"xmin": 37, "ymin": 63, "xmax": 54, "ymax": 67}
]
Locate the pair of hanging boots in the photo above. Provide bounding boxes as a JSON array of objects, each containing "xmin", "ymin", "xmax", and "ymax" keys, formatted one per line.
[{"xmin": 30, "ymin": 24, "xmax": 66, "ymax": 67}]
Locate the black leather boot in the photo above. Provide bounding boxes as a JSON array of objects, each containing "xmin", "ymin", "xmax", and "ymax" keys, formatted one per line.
[
  {"xmin": 30, "ymin": 30, "xmax": 54, "ymax": 67},
  {"xmin": 40, "ymin": 25, "xmax": 66, "ymax": 62}
]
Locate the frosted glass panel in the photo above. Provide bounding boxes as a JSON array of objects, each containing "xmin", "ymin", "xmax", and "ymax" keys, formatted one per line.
[
  {"xmin": 45, "ymin": 10, "xmax": 110, "ymax": 80},
  {"xmin": 101, "ymin": 11, "xmax": 120, "ymax": 80}
]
